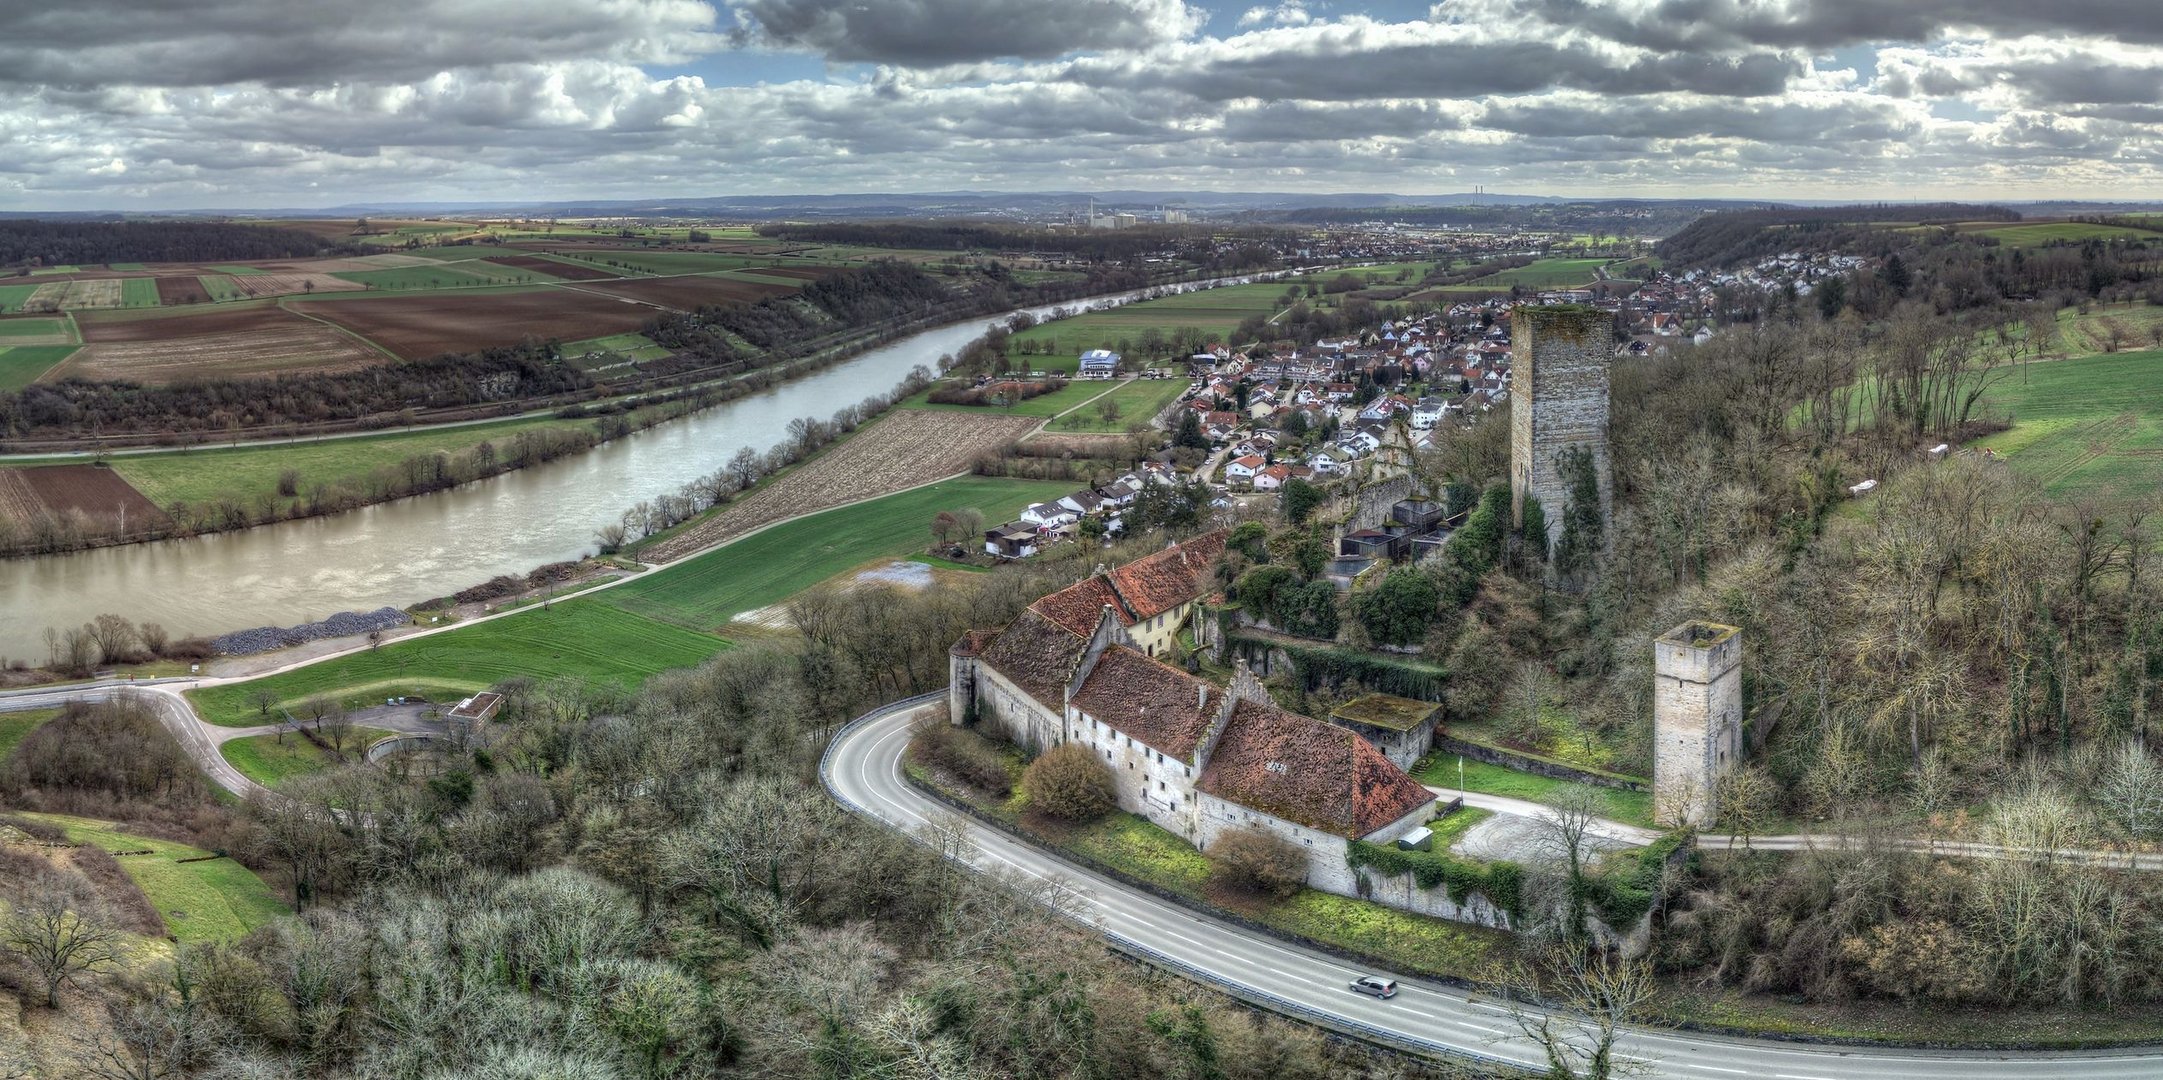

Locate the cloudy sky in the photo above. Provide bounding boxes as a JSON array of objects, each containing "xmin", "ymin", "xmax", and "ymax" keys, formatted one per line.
[{"xmin": 3, "ymin": 0, "xmax": 2158, "ymax": 210}]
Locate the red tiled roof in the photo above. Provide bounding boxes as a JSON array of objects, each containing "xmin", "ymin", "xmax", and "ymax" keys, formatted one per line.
[
  {"xmin": 1198, "ymin": 699, "xmax": 1435, "ymax": 840},
  {"xmin": 1070, "ymin": 646, "xmax": 1218, "ymax": 758},
  {"xmin": 949, "ymin": 629, "xmax": 994, "ymax": 658},
  {"xmin": 1107, "ymin": 530, "xmax": 1226, "ymax": 622},
  {"xmin": 1030, "ymin": 574, "xmax": 1131, "ymax": 636},
  {"xmin": 975, "ymin": 607, "xmax": 1087, "ymax": 713}
]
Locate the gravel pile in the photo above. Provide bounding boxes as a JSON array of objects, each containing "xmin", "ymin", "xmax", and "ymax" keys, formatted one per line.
[{"xmin": 213, "ymin": 607, "xmax": 410, "ymax": 656}]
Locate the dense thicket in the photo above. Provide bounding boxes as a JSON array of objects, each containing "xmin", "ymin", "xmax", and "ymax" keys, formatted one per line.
[
  {"xmin": 0, "ymin": 341, "xmax": 590, "ymax": 439},
  {"xmin": 0, "ymin": 220, "xmax": 350, "ymax": 268},
  {"xmin": 1658, "ymin": 203, "xmax": 2020, "ymax": 268},
  {"xmin": 760, "ymin": 220, "xmax": 1295, "ymax": 269}
]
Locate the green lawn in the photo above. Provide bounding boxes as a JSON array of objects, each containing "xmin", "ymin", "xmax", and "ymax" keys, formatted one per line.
[
  {"xmin": 104, "ymin": 413, "xmax": 593, "ymax": 509},
  {"xmin": 0, "ymin": 345, "xmax": 80, "ymax": 391},
  {"xmin": 219, "ymin": 726, "xmax": 396, "ymax": 787},
  {"xmin": 19, "ymin": 812, "xmax": 289, "ymax": 944},
  {"xmin": 1471, "ymin": 257, "xmax": 1610, "ymax": 289},
  {"xmin": 604, "ymin": 475, "xmax": 1072, "ymax": 631},
  {"xmin": 1044, "ymin": 376, "xmax": 1188, "ymax": 432},
  {"xmin": 106, "ymin": 262, "xmax": 147, "ymax": 271},
  {"xmin": 189, "ymin": 600, "xmax": 726, "ymax": 726},
  {"xmin": 902, "ymin": 376, "xmax": 1117, "ymax": 417},
  {"xmin": 1964, "ymin": 221, "xmax": 2159, "ymax": 248},
  {"xmin": 0, "ymin": 316, "xmax": 69, "ymax": 339},
  {"xmin": 0, "ymin": 708, "xmax": 59, "ymax": 764},
  {"xmin": 207, "ymin": 264, "xmax": 267, "ymax": 275},
  {"xmin": 1005, "ymin": 281, "xmax": 1296, "ymax": 357},
  {"xmin": 566, "ymin": 332, "xmax": 671, "ymax": 363},
  {"xmin": 0, "ymin": 283, "xmax": 40, "ymax": 313},
  {"xmin": 200, "ymin": 275, "xmax": 248, "ymax": 301},
  {"xmin": 1972, "ymin": 348, "xmax": 2163, "ymax": 506},
  {"xmin": 1415, "ymin": 758, "xmax": 1656, "ymax": 829}
]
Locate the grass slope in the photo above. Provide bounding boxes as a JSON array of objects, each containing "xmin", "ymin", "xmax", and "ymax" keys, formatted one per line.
[
  {"xmin": 105, "ymin": 414, "xmax": 592, "ymax": 509},
  {"xmin": 189, "ymin": 600, "xmax": 725, "ymax": 726},
  {"xmin": 220, "ymin": 726, "xmax": 396, "ymax": 787},
  {"xmin": 20, "ymin": 812, "xmax": 289, "ymax": 944},
  {"xmin": 1973, "ymin": 348, "xmax": 2163, "ymax": 506},
  {"xmin": 1415, "ymin": 758, "xmax": 1656, "ymax": 829},
  {"xmin": 1045, "ymin": 376, "xmax": 1187, "ymax": 433},
  {"xmin": 604, "ymin": 475, "xmax": 1071, "ymax": 631},
  {"xmin": 0, "ymin": 708, "xmax": 59, "ymax": 764}
]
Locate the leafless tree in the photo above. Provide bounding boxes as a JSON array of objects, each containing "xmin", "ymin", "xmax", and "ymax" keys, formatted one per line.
[
  {"xmin": 728, "ymin": 446, "xmax": 761, "ymax": 490},
  {"xmin": 2095, "ymin": 740, "xmax": 2163, "ymax": 840},
  {"xmin": 89, "ymin": 614, "xmax": 138, "ymax": 666},
  {"xmin": 1489, "ymin": 938, "xmax": 1659, "ymax": 1080},
  {"xmin": 1713, "ymin": 766, "xmax": 1776, "ymax": 850},
  {"xmin": 1532, "ymin": 785, "xmax": 1607, "ymax": 940},
  {"xmin": 3, "ymin": 872, "xmax": 121, "ymax": 1008}
]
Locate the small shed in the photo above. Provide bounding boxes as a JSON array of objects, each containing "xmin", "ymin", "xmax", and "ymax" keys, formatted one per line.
[
  {"xmin": 1396, "ymin": 825, "xmax": 1434, "ymax": 852},
  {"xmin": 447, "ymin": 691, "xmax": 504, "ymax": 726},
  {"xmin": 1391, "ymin": 499, "xmax": 1445, "ymax": 532},
  {"xmin": 1329, "ymin": 692, "xmax": 1444, "ymax": 771}
]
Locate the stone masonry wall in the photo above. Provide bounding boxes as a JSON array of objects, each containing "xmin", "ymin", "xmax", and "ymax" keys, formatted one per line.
[{"xmin": 1509, "ymin": 306, "xmax": 1613, "ymax": 553}]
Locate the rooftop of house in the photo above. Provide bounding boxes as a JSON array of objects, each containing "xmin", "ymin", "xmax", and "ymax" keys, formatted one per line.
[
  {"xmin": 1070, "ymin": 645, "xmax": 1219, "ymax": 758},
  {"xmin": 1108, "ymin": 530, "xmax": 1227, "ymax": 621},
  {"xmin": 1198, "ymin": 698, "xmax": 1436, "ymax": 839},
  {"xmin": 1329, "ymin": 693, "xmax": 1442, "ymax": 733},
  {"xmin": 976, "ymin": 607, "xmax": 1088, "ymax": 712}
]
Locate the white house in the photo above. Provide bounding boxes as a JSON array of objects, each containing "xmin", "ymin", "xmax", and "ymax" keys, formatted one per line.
[
  {"xmin": 1021, "ymin": 502, "xmax": 1077, "ymax": 529},
  {"xmin": 1079, "ymin": 349, "xmax": 1121, "ymax": 379},
  {"xmin": 1224, "ymin": 455, "xmax": 1265, "ymax": 485}
]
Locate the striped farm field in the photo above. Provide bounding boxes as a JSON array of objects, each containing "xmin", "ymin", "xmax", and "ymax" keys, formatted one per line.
[
  {"xmin": 0, "ymin": 316, "xmax": 71, "ymax": 344},
  {"xmin": 187, "ymin": 599, "xmax": 727, "ymax": 727},
  {"xmin": 0, "ymin": 284, "xmax": 38, "ymax": 313}
]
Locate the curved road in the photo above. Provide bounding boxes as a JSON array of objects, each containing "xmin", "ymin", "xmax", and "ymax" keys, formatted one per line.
[{"xmin": 825, "ymin": 698, "xmax": 2163, "ymax": 1079}]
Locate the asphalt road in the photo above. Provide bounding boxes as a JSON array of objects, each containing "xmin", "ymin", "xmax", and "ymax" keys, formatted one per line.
[{"xmin": 824, "ymin": 698, "xmax": 2163, "ymax": 1079}]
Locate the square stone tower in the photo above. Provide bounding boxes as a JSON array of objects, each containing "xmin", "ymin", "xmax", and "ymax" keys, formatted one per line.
[
  {"xmin": 1509, "ymin": 305, "xmax": 1613, "ymax": 553},
  {"xmin": 1653, "ymin": 621, "xmax": 1742, "ymax": 828}
]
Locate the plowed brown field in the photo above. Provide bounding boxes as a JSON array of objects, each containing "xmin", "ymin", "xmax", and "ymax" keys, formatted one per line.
[
  {"xmin": 485, "ymin": 255, "xmax": 616, "ymax": 281},
  {"xmin": 291, "ymin": 288, "xmax": 659, "ymax": 359},
  {"xmin": 640, "ymin": 409, "xmax": 1040, "ymax": 563},
  {"xmin": 0, "ymin": 465, "xmax": 167, "ymax": 530},
  {"xmin": 154, "ymin": 276, "xmax": 212, "ymax": 305},
  {"xmin": 579, "ymin": 275, "xmax": 796, "ymax": 311},
  {"xmin": 65, "ymin": 306, "xmax": 378, "ymax": 382}
]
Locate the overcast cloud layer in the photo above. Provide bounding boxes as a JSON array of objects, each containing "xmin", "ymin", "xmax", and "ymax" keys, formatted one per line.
[{"xmin": 2, "ymin": 0, "xmax": 2157, "ymax": 210}]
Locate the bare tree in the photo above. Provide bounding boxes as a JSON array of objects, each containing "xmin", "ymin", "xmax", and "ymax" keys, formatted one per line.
[
  {"xmin": 1490, "ymin": 938, "xmax": 1659, "ymax": 1080},
  {"xmin": 2, "ymin": 873, "xmax": 121, "ymax": 1008},
  {"xmin": 89, "ymin": 614, "xmax": 137, "ymax": 666},
  {"xmin": 1713, "ymin": 766, "xmax": 1776, "ymax": 850},
  {"xmin": 1533, "ymin": 785, "xmax": 1607, "ymax": 940},
  {"xmin": 728, "ymin": 446, "xmax": 761, "ymax": 490},
  {"xmin": 2096, "ymin": 740, "xmax": 2163, "ymax": 840}
]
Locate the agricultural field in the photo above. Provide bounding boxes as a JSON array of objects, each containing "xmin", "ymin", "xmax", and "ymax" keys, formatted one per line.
[
  {"xmin": 16, "ymin": 812, "xmax": 289, "ymax": 944},
  {"xmin": 607, "ymin": 474, "xmax": 1071, "ymax": 631},
  {"xmin": 638, "ymin": 408, "xmax": 1046, "ymax": 563},
  {"xmin": 0, "ymin": 283, "xmax": 39, "ymax": 313},
  {"xmin": 2044, "ymin": 301, "xmax": 2163, "ymax": 357},
  {"xmin": 1469, "ymin": 257, "xmax": 1609, "ymax": 289},
  {"xmin": 154, "ymin": 275, "xmax": 213, "ymax": 305},
  {"xmin": 485, "ymin": 254, "xmax": 619, "ymax": 281},
  {"xmin": 0, "ymin": 316, "xmax": 72, "ymax": 345},
  {"xmin": 1972, "ymin": 347, "xmax": 2163, "ymax": 507},
  {"xmin": 290, "ymin": 287, "xmax": 658, "ymax": 359},
  {"xmin": 1956, "ymin": 220, "xmax": 2161, "ymax": 248},
  {"xmin": 0, "ymin": 346, "xmax": 79, "ymax": 391},
  {"xmin": 199, "ymin": 270, "xmax": 363, "ymax": 301},
  {"xmin": 903, "ymin": 376, "xmax": 1122, "ymax": 417},
  {"xmin": 64, "ymin": 304, "xmax": 380, "ymax": 382},
  {"xmin": 332, "ymin": 264, "xmax": 527, "ymax": 291},
  {"xmin": 18, "ymin": 277, "xmax": 137, "ymax": 311},
  {"xmin": 546, "ymin": 249, "xmax": 759, "ymax": 276},
  {"xmin": 0, "ymin": 464, "xmax": 167, "ymax": 532},
  {"xmin": 188, "ymin": 599, "xmax": 726, "ymax": 727},
  {"xmin": 102, "ymin": 412, "xmax": 590, "ymax": 510},
  {"xmin": 578, "ymin": 273, "xmax": 796, "ymax": 309},
  {"xmin": 1044, "ymin": 375, "xmax": 1188, "ymax": 433},
  {"xmin": 1005, "ymin": 281, "xmax": 1293, "ymax": 356}
]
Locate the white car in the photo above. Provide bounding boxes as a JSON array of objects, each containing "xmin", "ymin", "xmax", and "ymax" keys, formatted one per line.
[{"xmin": 1349, "ymin": 975, "xmax": 1398, "ymax": 999}]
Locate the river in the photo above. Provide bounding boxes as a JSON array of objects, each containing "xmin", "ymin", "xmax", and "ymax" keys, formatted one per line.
[{"xmin": 0, "ymin": 277, "xmax": 1272, "ymax": 659}]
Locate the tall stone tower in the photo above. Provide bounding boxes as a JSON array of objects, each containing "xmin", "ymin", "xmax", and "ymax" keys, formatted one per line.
[
  {"xmin": 1509, "ymin": 305, "xmax": 1613, "ymax": 553},
  {"xmin": 1653, "ymin": 621, "xmax": 1743, "ymax": 827}
]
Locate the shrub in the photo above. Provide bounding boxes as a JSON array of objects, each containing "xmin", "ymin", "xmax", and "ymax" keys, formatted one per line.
[
  {"xmin": 910, "ymin": 724, "xmax": 1013, "ymax": 796},
  {"xmin": 1022, "ymin": 742, "xmax": 1117, "ymax": 821},
  {"xmin": 1208, "ymin": 825, "xmax": 1309, "ymax": 898}
]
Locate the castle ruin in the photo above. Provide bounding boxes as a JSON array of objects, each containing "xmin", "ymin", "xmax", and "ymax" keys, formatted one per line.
[
  {"xmin": 1653, "ymin": 621, "xmax": 1743, "ymax": 827},
  {"xmin": 1508, "ymin": 305, "xmax": 1613, "ymax": 553}
]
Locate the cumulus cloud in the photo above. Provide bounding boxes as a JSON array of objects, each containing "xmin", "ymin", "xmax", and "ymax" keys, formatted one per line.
[
  {"xmin": 725, "ymin": 0, "xmax": 1203, "ymax": 64},
  {"xmin": 0, "ymin": 0, "xmax": 2160, "ymax": 207}
]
